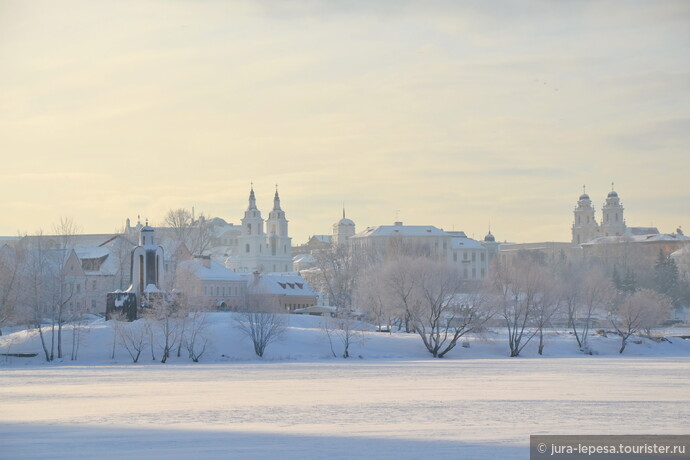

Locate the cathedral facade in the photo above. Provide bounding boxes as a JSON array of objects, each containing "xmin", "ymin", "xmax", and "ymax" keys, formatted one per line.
[
  {"xmin": 571, "ymin": 186, "xmax": 628, "ymax": 244},
  {"xmin": 228, "ymin": 186, "xmax": 292, "ymax": 273}
]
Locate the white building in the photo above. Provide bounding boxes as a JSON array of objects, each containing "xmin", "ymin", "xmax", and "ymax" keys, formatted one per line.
[
  {"xmin": 350, "ymin": 222, "xmax": 494, "ymax": 280},
  {"xmin": 177, "ymin": 255, "xmax": 246, "ymax": 310},
  {"xmin": 572, "ymin": 185, "xmax": 632, "ymax": 244},
  {"xmin": 332, "ymin": 208, "xmax": 356, "ymax": 247},
  {"xmin": 228, "ymin": 186, "xmax": 292, "ymax": 273}
]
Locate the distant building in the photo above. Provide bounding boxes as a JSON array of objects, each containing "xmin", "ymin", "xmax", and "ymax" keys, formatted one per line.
[
  {"xmin": 350, "ymin": 222, "xmax": 494, "ymax": 280},
  {"xmin": 246, "ymin": 271, "xmax": 318, "ymax": 312},
  {"xmin": 333, "ymin": 208, "xmax": 356, "ymax": 247},
  {"xmin": 176, "ymin": 255, "xmax": 246, "ymax": 311},
  {"xmin": 227, "ymin": 186, "xmax": 292, "ymax": 273},
  {"xmin": 572, "ymin": 185, "xmax": 668, "ymax": 244}
]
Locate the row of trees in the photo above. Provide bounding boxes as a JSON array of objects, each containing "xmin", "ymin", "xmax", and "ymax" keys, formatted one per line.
[
  {"xmin": 307, "ymin": 239, "xmax": 682, "ymax": 358},
  {"xmin": 0, "ymin": 219, "xmax": 89, "ymax": 361}
]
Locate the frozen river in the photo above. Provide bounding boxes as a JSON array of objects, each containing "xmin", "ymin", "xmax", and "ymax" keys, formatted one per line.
[{"xmin": 2, "ymin": 358, "xmax": 689, "ymax": 459}]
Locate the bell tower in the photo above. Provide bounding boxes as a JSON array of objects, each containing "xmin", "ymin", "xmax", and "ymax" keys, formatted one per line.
[
  {"xmin": 601, "ymin": 183, "xmax": 626, "ymax": 237},
  {"xmin": 572, "ymin": 186, "xmax": 599, "ymax": 244}
]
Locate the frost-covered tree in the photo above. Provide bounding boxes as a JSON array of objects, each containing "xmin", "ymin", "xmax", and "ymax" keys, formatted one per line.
[
  {"xmin": 308, "ymin": 244, "xmax": 360, "ymax": 309},
  {"xmin": 0, "ymin": 243, "xmax": 23, "ymax": 336},
  {"xmin": 235, "ymin": 287, "xmax": 286, "ymax": 358},
  {"xmin": 143, "ymin": 295, "xmax": 183, "ymax": 363},
  {"xmin": 489, "ymin": 253, "xmax": 542, "ymax": 357},
  {"xmin": 532, "ymin": 266, "xmax": 563, "ymax": 355},
  {"xmin": 411, "ymin": 258, "xmax": 492, "ymax": 358},
  {"xmin": 560, "ymin": 263, "xmax": 614, "ymax": 353},
  {"xmin": 653, "ymin": 250, "xmax": 680, "ymax": 306},
  {"xmin": 354, "ymin": 266, "xmax": 395, "ymax": 333},
  {"xmin": 321, "ymin": 308, "xmax": 364, "ymax": 358},
  {"xmin": 609, "ymin": 288, "xmax": 672, "ymax": 353}
]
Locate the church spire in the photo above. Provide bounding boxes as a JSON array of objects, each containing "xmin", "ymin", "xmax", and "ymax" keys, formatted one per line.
[
  {"xmin": 273, "ymin": 184, "xmax": 281, "ymax": 211},
  {"xmin": 248, "ymin": 183, "xmax": 257, "ymax": 210}
]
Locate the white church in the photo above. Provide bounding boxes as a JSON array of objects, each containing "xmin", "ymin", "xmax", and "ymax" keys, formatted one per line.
[{"xmin": 226, "ymin": 186, "xmax": 292, "ymax": 274}]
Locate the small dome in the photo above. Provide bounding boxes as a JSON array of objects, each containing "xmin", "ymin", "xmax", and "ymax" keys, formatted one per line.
[
  {"xmin": 608, "ymin": 190, "xmax": 618, "ymax": 198},
  {"xmin": 484, "ymin": 232, "xmax": 495, "ymax": 242},
  {"xmin": 579, "ymin": 193, "xmax": 590, "ymax": 201},
  {"xmin": 338, "ymin": 218, "xmax": 355, "ymax": 226}
]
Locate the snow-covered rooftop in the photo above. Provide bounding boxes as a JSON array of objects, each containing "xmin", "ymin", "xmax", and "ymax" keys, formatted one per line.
[
  {"xmin": 353, "ymin": 223, "xmax": 448, "ymax": 238},
  {"xmin": 178, "ymin": 259, "xmax": 245, "ymax": 282},
  {"xmin": 586, "ymin": 233, "xmax": 690, "ymax": 245},
  {"xmin": 246, "ymin": 273, "xmax": 318, "ymax": 297},
  {"xmin": 450, "ymin": 237, "xmax": 485, "ymax": 250}
]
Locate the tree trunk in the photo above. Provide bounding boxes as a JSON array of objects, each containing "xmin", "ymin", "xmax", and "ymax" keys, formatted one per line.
[
  {"xmin": 538, "ymin": 330, "xmax": 544, "ymax": 355},
  {"xmin": 619, "ymin": 338, "xmax": 627, "ymax": 354},
  {"xmin": 38, "ymin": 325, "xmax": 51, "ymax": 361}
]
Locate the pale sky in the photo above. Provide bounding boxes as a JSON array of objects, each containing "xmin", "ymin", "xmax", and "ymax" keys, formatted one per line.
[{"xmin": 1, "ymin": 1, "xmax": 688, "ymax": 243}]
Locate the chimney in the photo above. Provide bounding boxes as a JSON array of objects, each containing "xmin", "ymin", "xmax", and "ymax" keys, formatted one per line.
[
  {"xmin": 194, "ymin": 254, "xmax": 211, "ymax": 269},
  {"xmin": 394, "ymin": 221, "xmax": 403, "ymax": 226}
]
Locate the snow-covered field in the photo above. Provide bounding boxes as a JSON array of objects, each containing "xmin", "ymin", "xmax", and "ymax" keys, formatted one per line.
[{"xmin": 1, "ymin": 314, "xmax": 689, "ymax": 459}]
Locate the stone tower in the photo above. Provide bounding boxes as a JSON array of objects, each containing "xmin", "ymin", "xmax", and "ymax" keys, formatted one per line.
[
  {"xmin": 333, "ymin": 208, "xmax": 356, "ymax": 247},
  {"xmin": 572, "ymin": 187, "xmax": 599, "ymax": 244},
  {"xmin": 600, "ymin": 184, "xmax": 626, "ymax": 237}
]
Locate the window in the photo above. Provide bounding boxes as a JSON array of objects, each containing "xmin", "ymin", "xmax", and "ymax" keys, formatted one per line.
[
  {"xmin": 463, "ymin": 252, "xmax": 468, "ymax": 260},
  {"xmin": 91, "ymin": 300, "xmax": 96, "ymax": 310},
  {"xmin": 472, "ymin": 252, "xmax": 476, "ymax": 262},
  {"xmin": 481, "ymin": 253, "xmax": 485, "ymax": 262},
  {"xmin": 76, "ymin": 283, "xmax": 81, "ymax": 293},
  {"xmin": 472, "ymin": 268, "xmax": 476, "ymax": 279},
  {"xmin": 463, "ymin": 268, "xmax": 468, "ymax": 279},
  {"xmin": 453, "ymin": 253, "xmax": 457, "ymax": 262},
  {"xmin": 245, "ymin": 244, "xmax": 250, "ymax": 253},
  {"xmin": 92, "ymin": 280, "xmax": 97, "ymax": 290}
]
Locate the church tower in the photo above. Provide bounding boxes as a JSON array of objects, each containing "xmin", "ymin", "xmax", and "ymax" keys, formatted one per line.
[
  {"xmin": 600, "ymin": 184, "xmax": 626, "ymax": 237},
  {"xmin": 572, "ymin": 187, "xmax": 599, "ymax": 244},
  {"xmin": 333, "ymin": 207, "xmax": 356, "ymax": 247},
  {"xmin": 233, "ymin": 185, "xmax": 293, "ymax": 273},
  {"xmin": 237, "ymin": 185, "xmax": 266, "ymax": 272},
  {"xmin": 266, "ymin": 187, "xmax": 292, "ymax": 272}
]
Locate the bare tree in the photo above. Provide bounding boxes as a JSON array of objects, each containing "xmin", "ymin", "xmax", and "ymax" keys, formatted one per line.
[
  {"xmin": 144, "ymin": 295, "xmax": 182, "ymax": 363},
  {"xmin": 188, "ymin": 214, "xmax": 215, "ymax": 256},
  {"xmin": 532, "ymin": 265, "xmax": 563, "ymax": 355},
  {"xmin": 609, "ymin": 288, "xmax": 672, "ymax": 353},
  {"xmin": 380, "ymin": 255, "xmax": 423, "ymax": 333},
  {"xmin": 0, "ymin": 243, "xmax": 23, "ymax": 336},
  {"xmin": 321, "ymin": 308, "xmax": 365, "ymax": 358},
  {"xmin": 562, "ymin": 264, "xmax": 615, "ymax": 353},
  {"xmin": 411, "ymin": 259, "xmax": 493, "ymax": 358},
  {"xmin": 235, "ymin": 288, "xmax": 286, "ymax": 358},
  {"xmin": 164, "ymin": 208, "xmax": 194, "ymax": 248},
  {"xmin": 184, "ymin": 310, "xmax": 209, "ymax": 362},
  {"xmin": 488, "ymin": 253, "xmax": 542, "ymax": 357},
  {"xmin": 163, "ymin": 208, "xmax": 216, "ymax": 256},
  {"xmin": 19, "ymin": 230, "xmax": 76, "ymax": 362},
  {"xmin": 355, "ymin": 266, "xmax": 394, "ymax": 333},
  {"xmin": 114, "ymin": 317, "xmax": 148, "ymax": 363},
  {"xmin": 309, "ymin": 244, "xmax": 360, "ymax": 309}
]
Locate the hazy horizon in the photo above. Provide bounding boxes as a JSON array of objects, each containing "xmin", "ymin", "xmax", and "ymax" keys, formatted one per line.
[{"xmin": 1, "ymin": 1, "xmax": 688, "ymax": 244}]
